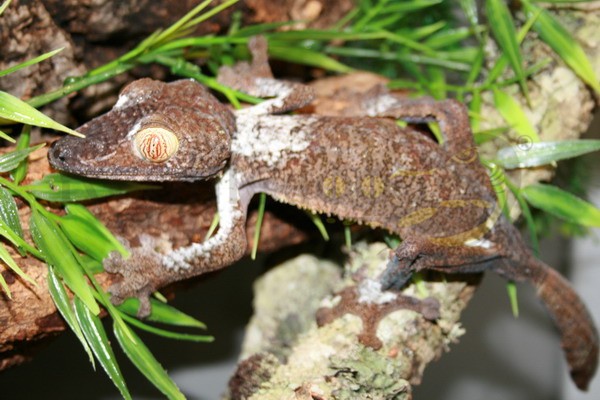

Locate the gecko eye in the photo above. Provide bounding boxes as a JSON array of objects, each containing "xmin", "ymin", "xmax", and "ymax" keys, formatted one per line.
[{"xmin": 133, "ymin": 126, "xmax": 179, "ymax": 163}]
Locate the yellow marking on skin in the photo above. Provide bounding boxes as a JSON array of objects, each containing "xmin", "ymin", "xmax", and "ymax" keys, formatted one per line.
[
  {"xmin": 361, "ymin": 176, "xmax": 385, "ymax": 198},
  {"xmin": 373, "ymin": 176, "xmax": 384, "ymax": 198},
  {"xmin": 451, "ymin": 147, "xmax": 478, "ymax": 164},
  {"xmin": 335, "ymin": 176, "xmax": 345, "ymax": 196},
  {"xmin": 361, "ymin": 176, "xmax": 371, "ymax": 198},
  {"xmin": 398, "ymin": 207, "xmax": 437, "ymax": 227},
  {"xmin": 430, "ymin": 202, "xmax": 503, "ymax": 247},
  {"xmin": 134, "ymin": 126, "xmax": 179, "ymax": 163},
  {"xmin": 439, "ymin": 199, "xmax": 492, "ymax": 209}
]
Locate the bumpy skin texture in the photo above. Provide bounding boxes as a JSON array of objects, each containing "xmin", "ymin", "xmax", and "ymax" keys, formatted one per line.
[{"xmin": 49, "ymin": 37, "xmax": 598, "ymax": 390}]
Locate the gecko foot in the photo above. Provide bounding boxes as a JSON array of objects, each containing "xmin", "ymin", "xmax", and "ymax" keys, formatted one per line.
[
  {"xmin": 379, "ymin": 241, "xmax": 424, "ymax": 290},
  {"xmin": 316, "ymin": 284, "xmax": 440, "ymax": 350},
  {"xmin": 104, "ymin": 236, "xmax": 166, "ymax": 318}
]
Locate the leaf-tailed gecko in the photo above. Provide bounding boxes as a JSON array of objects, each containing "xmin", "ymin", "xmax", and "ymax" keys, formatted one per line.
[{"xmin": 48, "ymin": 37, "xmax": 598, "ymax": 390}]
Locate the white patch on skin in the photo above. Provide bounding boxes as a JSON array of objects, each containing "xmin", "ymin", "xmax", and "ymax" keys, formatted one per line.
[
  {"xmin": 358, "ymin": 279, "xmax": 397, "ymax": 305},
  {"xmin": 114, "ymin": 93, "xmax": 131, "ymax": 109},
  {"xmin": 364, "ymin": 94, "xmax": 400, "ymax": 116},
  {"xmin": 241, "ymin": 78, "xmax": 294, "ymax": 115},
  {"xmin": 163, "ymin": 169, "xmax": 243, "ymax": 271},
  {"xmin": 464, "ymin": 238, "xmax": 493, "ymax": 249},
  {"xmin": 126, "ymin": 120, "xmax": 143, "ymax": 139},
  {"xmin": 232, "ymin": 114, "xmax": 315, "ymax": 166}
]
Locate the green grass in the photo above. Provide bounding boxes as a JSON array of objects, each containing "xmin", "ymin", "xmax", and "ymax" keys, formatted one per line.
[{"xmin": 1, "ymin": 0, "xmax": 600, "ymax": 397}]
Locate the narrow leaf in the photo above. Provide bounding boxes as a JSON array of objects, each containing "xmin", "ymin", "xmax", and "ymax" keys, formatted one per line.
[
  {"xmin": 251, "ymin": 193, "xmax": 266, "ymax": 260},
  {"xmin": 496, "ymin": 139, "xmax": 600, "ymax": 169},
  {"xmin": 64, "ymin": 204, "xmax": 129, "ymax": 257},
  {"xmin": 26, "ymin": 173, "xmax": 155, "ymax": 202},
  {"xmin": 59, "ymin": 215, "xmax": 119, "ymax": 262},
  {"xmin": 0, "ymin": 217, "xmax": 40, "ymax": 256},
  {"xmin": 119, "ymin": 315, "xmax": 213, "ymax": 342},
  {"xmin": 522, "ymin": 184, "xmax": 600, "ymax": 227},
  {"xmin": 0, "ymin": 240, "xmax": 34, "ymax": 288},
  {"xmin": 0, "ymin": 144, "xmax": 44, "ymax": 173},
  {"xmin": 0, "ymin": 187, "xmax": 23, "ymax": 237},
  {"xmin": 485, "ymin": 0, "xmax": 529, "ymax": 98},
  {"xmin": 492, "ymin": 88, "xmax": 539, "ymax": 143},
  {"xmin": 269, "ymin": 45, "xmax": 352, "ymax": 73},
  {"xmin": 0, "ymin": 129, "xmax": 15, "ymax": 143},
  {"xmin": 30, "ymin": 210, "xmax": 99, "ymax": 314},
  {"xmin": 205, "ymin": 213, "xmax": 219, "ymax": 241},
  {"xmin": 0, "ymin": 0, "xmax": 10, "ymax": 16},
  {"xmin": 506, "ymin": 281, "xmax": 519, "ymax": 317},
  {"xmin": 47, "ymin": 266, "xmax": 95, "ymax": 365},
  {"xmin": 523, "ymin": 1, "xmax": 600, "ymax": 93},
  {"xmin": 0, "ymin": 91, "xmax": 83, "ymax": 137},
  {"xmin": 11, "ymin": 126, "xmax": 31, "ymax": 184},
  {"xmin": 114, "ymin": 322, "xmax": 186, "ymax": 400},
  {"xmin": 306, "ymin": 211, "xmax": 329, "ymax": 241},
  {"xmin": 0, "ymin": 48, "xmax": 64, "ymax": 78},
  {"xmin": 73, "ymin": 298, "xmax": 132, "ymax": 400},
  {"xmin": 117, "ymin": 298, "xmax": 206, "ymax": 329}
]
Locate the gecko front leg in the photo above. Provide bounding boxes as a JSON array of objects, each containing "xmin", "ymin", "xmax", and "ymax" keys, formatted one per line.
[
  {"xmin": 217, "ymin": 36, "xmax": 315, "ymax": 115},
  {"xmin": 106, "ymin": 169, "xmax": 252, "ymax": 316}
]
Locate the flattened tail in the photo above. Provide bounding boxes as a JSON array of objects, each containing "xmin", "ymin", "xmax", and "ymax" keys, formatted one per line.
[{"xmin": 531, "ymin": 258, "xmax": 599, "ymax": 390}]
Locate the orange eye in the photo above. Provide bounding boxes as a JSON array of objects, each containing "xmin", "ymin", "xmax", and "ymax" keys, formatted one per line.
[{"xmin": 133, "ymin": 127, "xmax": 179, "ymax": 163}]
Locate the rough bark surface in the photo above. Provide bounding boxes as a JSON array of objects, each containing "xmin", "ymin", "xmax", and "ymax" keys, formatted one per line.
[{"xmin": 226, "ymin": 243, "xmax": 479, "ymax": 400}]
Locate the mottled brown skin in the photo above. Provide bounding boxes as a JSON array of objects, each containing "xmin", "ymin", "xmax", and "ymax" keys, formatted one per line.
[{"xmin": 49, "ymin": 38, "xmax": 598, "ymax": 390}]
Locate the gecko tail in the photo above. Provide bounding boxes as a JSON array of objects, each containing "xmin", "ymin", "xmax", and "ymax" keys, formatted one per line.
[{"xmin": 532, "ymin": 260, "xmax": 598, "ymax": 390}]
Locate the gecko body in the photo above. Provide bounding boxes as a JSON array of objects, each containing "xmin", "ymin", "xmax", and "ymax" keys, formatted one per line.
[{"xmin": 49, "ymin": 38, "xmax": 598, "ymax": 390}]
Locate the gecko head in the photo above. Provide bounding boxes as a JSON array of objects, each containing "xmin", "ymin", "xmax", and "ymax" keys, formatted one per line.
[{"xmin": 49, "ymin": 78, "xmax": 236, "ymax": 182}]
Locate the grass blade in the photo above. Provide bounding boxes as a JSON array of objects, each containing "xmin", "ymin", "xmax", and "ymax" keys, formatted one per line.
[
  {"xmin": 496, "ymin": 139, "xmax": 600, "ymax": 169},
  {"xmin": 492, "ymin": 88, "xmax": 539, "ymax": 143},
  {"xmin": 64, "ymin": 204, "xmax": 129, "ymax": 257},
  {"xmin": 119, "ymin": 315, "xmax": 213, "ymax": 342},
  {"xmin": 0, "ymin": 91, "xmax": 83, "ymax": 137},
  {"xmin": 306, "ymin": 211, "xmax": 329, "ymax": 241},
  {"xmin": 523, "ymin": 1, "xmax": 600, "ymax": 93},
  {"xmin": 0, "ymin": 0, "xmax": 10, "ymax": 16},
  {"xmin": 59, "ymin": 214, "xmax": 121, "ymax": 263},
  {"xmin": 114, "ymin": 322, "xmax": 186, "ymax": 400},
  {"xmin": 269, "ymin": 45, "xmax": 353, "ymax": 73},
  {"xmin": 0, "ymin": 187, "xmax": 23, "ymax": 238},
  {"xmin": 117, "ymin": 298, "xmax": 207, "ymax": 328},
  {"xmin": 0, "ymin": 236, "xmax": 34, "ymax": 288},
  {"xmin": 11, "ymin": 126, "xmax": 31, "ymax": 184},
  {"xmin": 506, "ymin": 281, "xmax": 519, "ymax": 317},
  {"xmin": 0, "ymin": 144, "xmax": 44, "ymax": 173},
  {"xmin": 47, "ymin": 266, "xmax": 95, "ymax": 365},
  {"xmin": 30, "ymin": 210, "xmax": 99, "ymax": 314},
  {"xmin": 251, "ymin": 193, "xmax": 266, "ymax": 260},
  {"xmin": 73, "ymin": 298, "xmax": 132, "ymax": 400},
  {"xmin": 485, "ymin": 0, "xmax": 529, "ymax": 99},
  {"xmin": 0, "ymin": 129, "xmax": 15, "ymax": 143},
  {"xmin": 522, "ymin": 184, "xmax": 600, "ymax": 227},
  {"xmin": 0, "ymin": 48, "xmax": 64, "ymax": 78},
  {"xmin": 25, "ymin": 173, "xmax": 155, "ymax": 201}
]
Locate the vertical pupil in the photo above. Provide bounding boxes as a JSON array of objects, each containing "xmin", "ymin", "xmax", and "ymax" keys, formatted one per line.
[
  {"xmin": 134, "ymin": 127, "xmax": 178, "ymax": 163},
  {"xmin": 142, "ymin": 134, "xmax": 166, "ymax": 161}
]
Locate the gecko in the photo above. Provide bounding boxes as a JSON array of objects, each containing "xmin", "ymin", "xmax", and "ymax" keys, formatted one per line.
[{"xmin": 48, "ymin": 37, "xmax": 598, "ymax": 390}]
